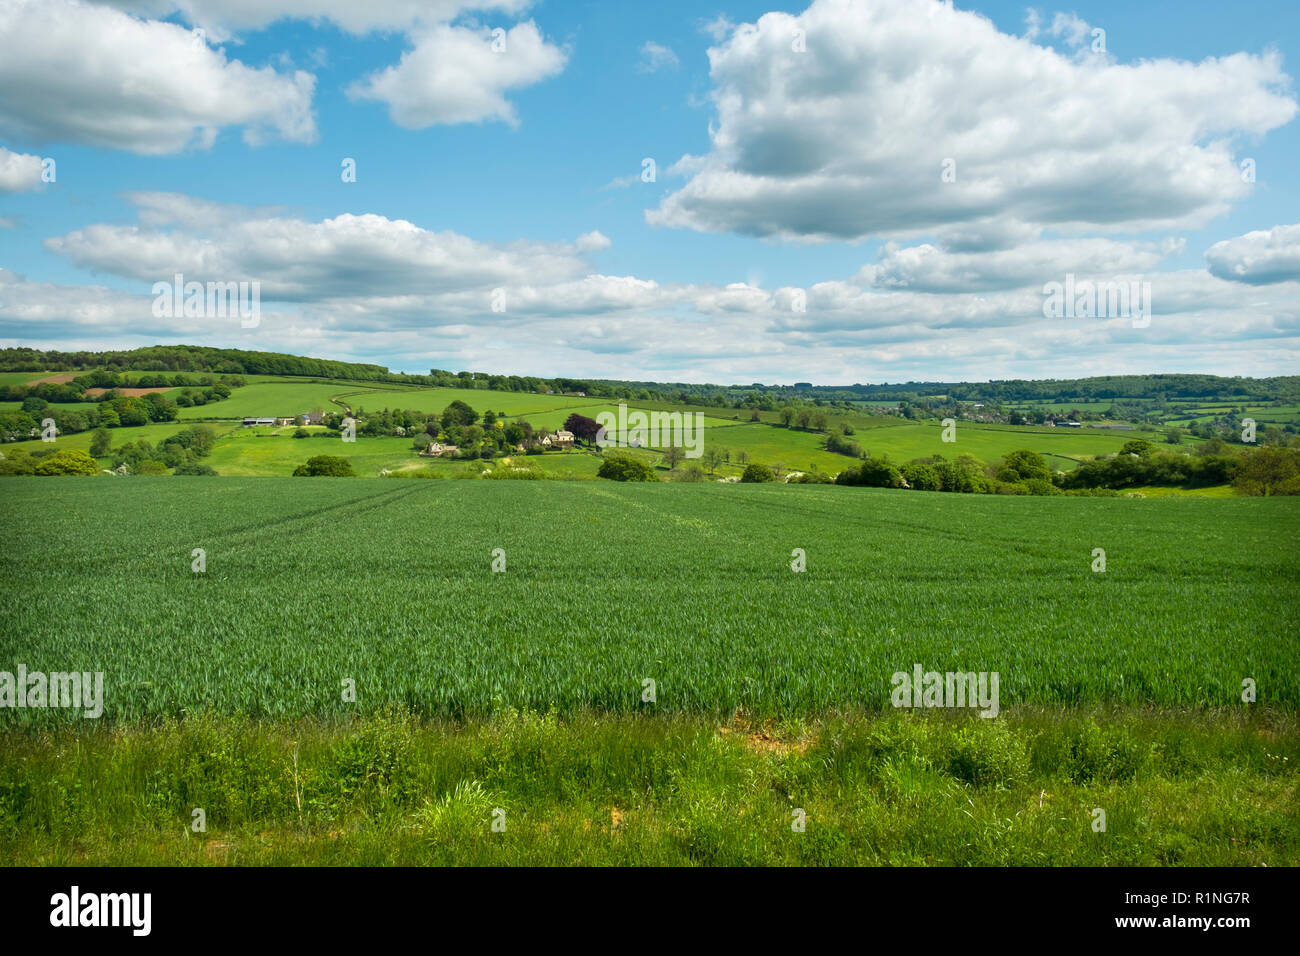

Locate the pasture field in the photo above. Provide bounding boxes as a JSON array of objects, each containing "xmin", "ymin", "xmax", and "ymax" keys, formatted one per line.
[
  {"xmin": 713, "ymin": 419, "xmax": 1144, "ymax": 472},
  {"xmin": 347, "ymin": 386, "xmax": 592, "ymax": 419},
  {"xmin": 0, "ymin": 371, "xmax": 58, "ymax": 386},
  {"xmin": 175, "ymin": 380, "xmax": 384, "ymax": 420},
  {"xmin": 0, "ymin": 400, "xmax": 101, "ymax": 415},
  {"xmin": 3, "ymin": 423, "xmax": 212, "ymax": 459},
  {"xmin": 203, "ymin": 431, "xmax": 418, "ymax": 476},
  {"xmin": 2, "ymin": 478, "xmax": 1295, "ymax": 724},
  {"xmin": 1005, "ymin": 400, "xmax": 1119, "ymax": 412}
]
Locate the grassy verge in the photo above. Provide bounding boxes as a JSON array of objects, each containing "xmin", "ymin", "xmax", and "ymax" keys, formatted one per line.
[{"xmin": 2, "ymin": 708, "xmax": 1295, "ymax": 866}]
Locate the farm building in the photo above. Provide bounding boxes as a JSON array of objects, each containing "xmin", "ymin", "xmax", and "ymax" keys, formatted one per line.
[
  {"xmin": 242, "ymin": 417, "xmax": 277, "ymax": 427},
  {"xmin": 421, "ymin": 442, "xmax": 458, "ymax": 457}
]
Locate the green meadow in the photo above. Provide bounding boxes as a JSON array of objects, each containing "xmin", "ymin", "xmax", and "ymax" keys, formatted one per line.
[{"xmin": 2, "ymin": 709, "xmax": 1294, "ymax": 866}]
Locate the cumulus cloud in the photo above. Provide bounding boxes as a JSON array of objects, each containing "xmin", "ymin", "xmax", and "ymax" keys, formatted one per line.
[
  {"xmin": 638, "ymin": 41, "xmax": 679, "ymax": 73},
  {"xmin": 17, "ymin": 189, "xmax": 1300, "ymax": 380},
  {"xmin": 44, "ymin": 193, "xmax": 608, "ymax": 301},
  {"xmin": 648, "ymin": 0, "xmax": 1297, "ymax": 242},
  {"xmin": 0, "ymin": 0, "xmax": 317, "ymax": 154},
  {"xmin": 94, "ymin": 1, "xmax": 533, "ymax": 40},
  {"xmin": 0, "ymin": 2, "xmax": 566, "ymax": 150},
  {"xmin": 0, "ymin": 146, "xmax": 43, "ymax": 192},
  {"xmin": 858, "ymin": 237, "xmax": 1183, "ymax": 293},
  {"xmin": 347, "ymin": 21, "xmax": 567, "ymax": 127},
  {"xmin": 1205, "ymin": 224, "xmax": 1300, "ymax": 285},
  {"xmin": 6, "ymin": 258, "xmax": 1298, "ymax": 380}
]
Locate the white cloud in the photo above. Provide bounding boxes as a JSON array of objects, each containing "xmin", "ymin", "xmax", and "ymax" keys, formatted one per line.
[
  {"xmin": 699, "ymin": 15, "xmax": 735, "ymax": 42},
  {"xmin": 1205, "ymin": 224, "xmax": 1300, "ymax": 285},
  {"xmin": 5, "ymin": 257, "xmax": 1298, "ymax": 380},
  {"xmin": 638, "ymin": 41, "xmax": 679, "ymax": 73},
  {"xmin": 0, "ymin": 0, "xmax": 316, "ymax": 154},
  {"xmin": 1049, "ymin": 11, "xmax": 1091, "ymax": 48},
  {"xmin": 94, "ymin": 0, "xmax": 534, "ymax": 40},
  {"xmin": 0, "ymin": 146, "xmax": 43, "ymax": 192},
  {"xmin": 85, "ymin": 3, "xmax": 568, "ymax": 135},
  {"xmin": 17, "ymin": 190, "xmax": 1300, "ymax": 381},
  {"xmin": 858, "ymin": 237, "xmax": 1182, "ymax": 293},
  {"xmin": 648, "ymin": 0, "xmax": 1297, "ymax": 242},
  {"xmin": 347, "ymin": 21, "xmax": 566, "ymax": 128},
  {"xmin": 43, "ymin": 193, "xmax": 612, "ymax": 301}
]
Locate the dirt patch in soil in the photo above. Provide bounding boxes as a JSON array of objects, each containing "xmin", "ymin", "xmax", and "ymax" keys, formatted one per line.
[
  {"xmin": 718, "ymin": 716, "xmax": 810, "ymax": 756},
  {"xmin": 25, "ymin": 373, "xmax": 78, "ymax": 384}
]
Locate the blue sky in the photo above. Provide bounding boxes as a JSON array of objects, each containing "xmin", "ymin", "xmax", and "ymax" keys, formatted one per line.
[{"xmin": 1, "ymin": 0, "xmax": 1298, "ymax": 383}]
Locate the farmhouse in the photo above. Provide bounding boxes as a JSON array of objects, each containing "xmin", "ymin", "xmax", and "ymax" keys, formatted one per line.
[
  {"xmin": 553, "ymin": 430, "xmax": 575, "ymax": 446},
  {"xmin": 302, "ymin": 411, "xmax": 324, "ymax": 425},
  {"xmin": 421, "ymin": 442, "xmax": 458, "ymax": 457}
]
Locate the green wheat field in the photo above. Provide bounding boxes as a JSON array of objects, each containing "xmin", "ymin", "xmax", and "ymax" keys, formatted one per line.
[{"xmin": 1, "ymin": 478, "xmax": 1297, "ymax": 864}]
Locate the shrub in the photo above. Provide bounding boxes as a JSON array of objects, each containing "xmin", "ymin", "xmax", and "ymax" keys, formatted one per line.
[
  {"xmin": 825, "ymin": 432, "xmax": 863, "ymax": 457},
  {"xmin": 1232, "ymin": 446, "xmax": 1300, "ymax": 496},
  {"xmin": 292, "ymin": 455, "xmax": 357, "ymax": 477},
  {"xmin": 900, "ymin": 462, "xmax": 941, "ymax": 491},
  {"xmin": 676, "ymin": 465, "xmax": 707, "ymax": 482},
  {"xmin": 33, "ymin": 449, "xmax": 98, "ymax": 476},
  {"xmin": 992, "ymin": 480, "xmax": 1030, "ymax": 495},
  {"xmin": 740, "ymin": 463, "xmax": 775, "ymax": 483},
  {"xmin": 0, "ymin": 448, "xmax": 35, "ymax": 476},
  {"xmin": 89, "ymin": 428, "xmax": 112, "ymax": 457},
  {"xmin": 293, "ymin": 428, "xmax": 310, "ymax": 438},
  {"xmin": 597, "ymin": 453, "xmax": 657, "ymax": 482},
  {"xmin": 1120, "ymin": 439, "xmax": 1156, "ymax": 457},
  {"xmin": 836, "ymin": 458, "xmax": 903, "ymax": 488},
  {"xmin": 174, "ymin": 463, "xmax": 218, "ymax": 476},
  {"xmin": 999, "ymin": 449, "xmax": 1052, "ymax": 482}
]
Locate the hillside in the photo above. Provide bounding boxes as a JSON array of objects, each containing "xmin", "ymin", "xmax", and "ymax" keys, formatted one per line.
[{"xmin": 2, "ymin": 347, "xmax": 1296, "ymax": 490}]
